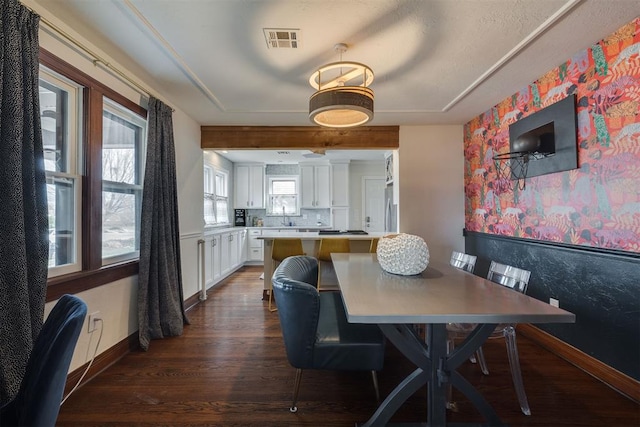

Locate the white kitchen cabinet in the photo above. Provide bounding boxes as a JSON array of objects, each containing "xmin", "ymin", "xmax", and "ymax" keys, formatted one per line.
[
  {"xmin": 332, "ymin": 207, "xmax": 350, "ymax": 231},
  {"xmin": 203, "ymin": 234, "xmax": 222, "ymax": 287},
  {"xmin": 229, "ymin": 232, "xmax": 239, "ymax": 270},
  {"xmin": 212, "ymin": 234, "xmax": 221, "ymax": 282},
  {"xmin": 331, "ymin": 162, "xmax": 349, "ymax": 206},
  {"xmin": 220, "ymin": 232, "xmax": 232, "ymax": 276},
  {"xmin": 247, "ymin": 228, "xmax": 264, "ymax": 262},
  {"xmin": 235, "ymin": 164, "xmax": 265, "ymax": 208},
  {"xmin": 300, "ymin": 164, "xmax": 330, "ymax": 208},
  {"xmin": 203, "ymin": 236, "xmax": 214, "ymax": 287},
  {"xmin": 237, "ymin": 229, "xmax": 247, "ymax": 264}
]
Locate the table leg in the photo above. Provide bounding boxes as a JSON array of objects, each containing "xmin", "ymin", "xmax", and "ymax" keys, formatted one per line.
[{"xmin": 360, "ymin": 323, "xmax": 505, "ymax": 427}]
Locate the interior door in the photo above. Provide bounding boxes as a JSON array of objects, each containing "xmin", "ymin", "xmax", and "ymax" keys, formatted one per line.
[{"xmin": 363, "ymin": 177, "xmax": 385, "ymax": 232}]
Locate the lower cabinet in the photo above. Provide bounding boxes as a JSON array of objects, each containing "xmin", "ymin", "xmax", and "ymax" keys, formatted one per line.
[
  {"xmin": 212, "ymin": 234, "xmax": 221, "ymax": 282},
  {"xmin": 203, "ymin": 228, "xmax": 248, "ymax": 289},
  {"xmin": 203, "ymin": 234, "xmax": 222, "ymax": 288},
  {"xmin": 247, "ymin": 228, "xmax": 263, "ymax": 261}
]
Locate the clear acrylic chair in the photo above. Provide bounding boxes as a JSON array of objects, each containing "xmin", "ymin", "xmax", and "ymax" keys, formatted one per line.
[
  {"xmin": 449, "ymin": 251, "xmax": 477, "ymax": 273},
  {"xmin": 447, "ymin": 261, "xmax": 532, "ymax": 415}
]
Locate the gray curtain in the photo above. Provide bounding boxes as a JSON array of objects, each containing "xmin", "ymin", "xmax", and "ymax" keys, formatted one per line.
[
  {"xmin": 138, "ymin": 97, "xmax": 188, "ymax": 351},
  {"xmin": 0, "ymin": 0, "xmax": 48, "ymax": 404}
]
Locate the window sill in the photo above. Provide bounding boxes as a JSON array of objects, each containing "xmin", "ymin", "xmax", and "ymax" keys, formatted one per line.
[{"xmin": 46, "ymin": 260, "xmax": 139, "ymax": 302}]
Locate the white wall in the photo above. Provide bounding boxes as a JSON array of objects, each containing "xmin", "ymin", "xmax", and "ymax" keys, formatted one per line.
[
  {"xmin": 30, "ymin": 1, "xmax": 205, "ymax": 372},
  {"xmin": 398, "ymin": 126, "xmax": 465, "ymax": 264}
]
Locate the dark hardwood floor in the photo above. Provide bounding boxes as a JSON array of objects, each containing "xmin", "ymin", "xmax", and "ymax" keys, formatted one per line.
[{"xmin": 57, "ymin": 266, "xmax": 639, "ymax": 426}]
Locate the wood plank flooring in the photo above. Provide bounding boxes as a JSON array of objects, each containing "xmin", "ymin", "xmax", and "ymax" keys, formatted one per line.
[{"xmin": 57, "ymin": 266, "xmax": 640, "ymax": 426}]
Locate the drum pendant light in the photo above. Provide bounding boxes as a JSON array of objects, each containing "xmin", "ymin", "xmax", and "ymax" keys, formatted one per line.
[{"xmin": 309, "ymin": 43, "xmax": 374, "ymax": 128}]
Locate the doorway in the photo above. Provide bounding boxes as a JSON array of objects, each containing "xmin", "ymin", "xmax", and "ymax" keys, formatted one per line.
[{"xmin": 362, "ymin": 177, "xmax": 385, "ymax": 232}]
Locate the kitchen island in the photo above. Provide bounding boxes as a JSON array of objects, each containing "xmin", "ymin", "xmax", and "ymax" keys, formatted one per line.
[{"xmin": 258, "ymin": 230, "xmax": 388, "ymax": 297}]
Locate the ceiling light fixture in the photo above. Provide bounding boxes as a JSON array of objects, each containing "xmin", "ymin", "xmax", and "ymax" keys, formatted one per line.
[{"xmin": 308, "ymin": 43, "xmax": 374, "ymax": 128}]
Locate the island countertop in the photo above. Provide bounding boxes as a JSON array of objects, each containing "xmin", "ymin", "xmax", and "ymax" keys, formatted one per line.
[
  {"xmin": 258, "ymin": 231, "xmax": 388, "ymax": 294},
  {"xmin": 257, "ymin": 231, "xmax": 388, "ymax": 239}
]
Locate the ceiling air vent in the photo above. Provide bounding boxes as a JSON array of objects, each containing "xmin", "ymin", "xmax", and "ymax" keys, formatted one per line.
[
  {"xmin": 276, "ymin": 151, "xmax": 291, "ymax": 155},
  {"xmin": 263, "ymin": 28, "xmax": 300, "ymax": 49}
]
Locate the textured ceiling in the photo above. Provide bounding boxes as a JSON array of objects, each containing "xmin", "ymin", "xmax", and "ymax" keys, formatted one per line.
[
  {"xmin": 31, "ymin": 0, "xmax": 640, "ymax": 129},
  {"xmin": 30, "ymin": 1, "xmax": 639, "ymax": 163}
]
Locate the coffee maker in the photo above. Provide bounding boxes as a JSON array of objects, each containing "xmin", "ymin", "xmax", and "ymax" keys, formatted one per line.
[{"xmin": 234, "ymin": 209, "xmax": 247, "ymax": 226}]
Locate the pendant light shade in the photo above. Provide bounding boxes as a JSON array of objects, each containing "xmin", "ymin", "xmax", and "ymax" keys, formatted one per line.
[{"xmin": 309, "ymin": 44, "xmax": 374, "ymax": 128}]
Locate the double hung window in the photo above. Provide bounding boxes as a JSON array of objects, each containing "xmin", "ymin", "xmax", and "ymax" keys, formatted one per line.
[
  {"xmin": 267, "ymin": 176, "xmax": 299, "ymax": 216},
  {"xmin": 102, "ymin": 99, "xmax": 147, "ymax": 264},
  {"xmin": 39, "ymin": 49, "xmax": 148, "ymax": 298},
  {"xmin": 204, "ymin": 165, "xmax": 229, "ymax": 226},
  {"xmin": 40, "ymin": 67, "xmax": 82, "ymax": 276}
]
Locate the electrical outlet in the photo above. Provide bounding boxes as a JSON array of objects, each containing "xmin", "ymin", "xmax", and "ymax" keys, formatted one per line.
[
  {"xmin": 316, "ymin": 214, "xmax": 321, "ymax": 220},
  {"xmin": 302, "ymin": 214, "xmax": 307, "ymax": 220},
  {"xmin": 549, "ymin": 298, "xmax": 559, "ymax": 308},
  {"xmin": 88, "ymin": 311, "xmax": 101, "ymax": 333}
]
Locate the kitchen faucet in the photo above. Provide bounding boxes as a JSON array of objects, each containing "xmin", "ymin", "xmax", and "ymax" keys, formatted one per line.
[{"xmin": 281, "ymin": 206, "xmax": 288, "ymax": 226}]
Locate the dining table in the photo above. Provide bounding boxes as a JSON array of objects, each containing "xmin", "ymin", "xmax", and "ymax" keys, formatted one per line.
[{"xmin": 331, "ymin": 253, "xmax": 576, "ymax": 427}]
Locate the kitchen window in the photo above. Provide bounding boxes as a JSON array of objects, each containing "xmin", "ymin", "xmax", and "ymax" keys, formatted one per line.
[
  {"xmin": 204, "ymin": 165, "xmax": 229, "ymax": 226},
  {"xmin": 267, "ymin": 176, "xmax": 299, "ymax": 216}
]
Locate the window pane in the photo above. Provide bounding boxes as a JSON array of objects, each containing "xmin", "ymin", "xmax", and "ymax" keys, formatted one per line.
[
  {"xmin": 272, "ymin": 180, "xmax": 296, "ymax": 194},
  {"xmin": 102, "ymin": 100, "xmax": 145, "ymax": 263},
  {"xmin": 102, "ymin": 189, "xmax": 139, "ymax": 259},
  {"xmin": 270, "ymin": 195, "xmax": 297, "ymax": 215},
  {"xmin": 204, "ymin": 166, "xmax": 213, "ymax": 193},
  {"xmin": 215, "ymin": 172, "xmax": 226, "ymax": 196},
  {"xmin": 47, "ymin": 176, "xmax": 76, "ymax": 268},
  {"xmin": 40, "ymin": 80, "xmax": 69, "ymax": 173},
  {"xmin": 204, "ymin": 194, "xmax": 216, "ymax": 225},
  {"xmin": 216, "ymin": 198, "xmax": 229, "ymax": 223},
  {"xmin": 102, "ymin": 111, "xmax": 141, "ymax": 184}
]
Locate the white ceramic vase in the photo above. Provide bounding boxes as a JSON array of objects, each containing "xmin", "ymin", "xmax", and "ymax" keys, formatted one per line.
[{"xmin": 376, "ymin": 233, "xmax": 430, "ymax": 275}]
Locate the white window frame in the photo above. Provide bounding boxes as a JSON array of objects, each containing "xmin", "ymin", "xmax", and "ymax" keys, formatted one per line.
[
  {"xmin": 204, "ymin": 164, "xmax": 230, "ymax": 226},
  {"xmin": 40, "ymin": 66, "xmax": 83, "ymax": 277},
  {"xmin": 101, "ymin": 98, "xmax": 147, "ymax": 266},
  {"xmin": 266, "ymin": 175, "xmax": 300, "ymax": 216}
]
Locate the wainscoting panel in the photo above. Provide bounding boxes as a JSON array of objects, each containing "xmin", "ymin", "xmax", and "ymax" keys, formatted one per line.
[{"xmin": 465, "ymin": 231, "xmax": 640, "ymax": 381}]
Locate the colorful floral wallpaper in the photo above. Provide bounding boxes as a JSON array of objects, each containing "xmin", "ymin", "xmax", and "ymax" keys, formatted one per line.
[{"xmin": 464, "ymin": 17, "xmax": 640, "ymax": 253}]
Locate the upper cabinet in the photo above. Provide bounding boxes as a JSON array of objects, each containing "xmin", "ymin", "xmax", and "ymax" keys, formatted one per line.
[
  {"xmin": 300, "ymin": 164, "xmax": 330, "ymax": 208},
  {"xmin": 331, "ymin": 162, "xmax": 349, "ymax": 207},
  {"xmin": 235, "ymin": 164, "xmax": 265, "ymax": 209}
]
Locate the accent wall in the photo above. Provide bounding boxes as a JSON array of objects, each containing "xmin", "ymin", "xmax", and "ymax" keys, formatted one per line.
[{"xmin": 464, "ymin": 17, "xmax": 640, "ymax": 253}]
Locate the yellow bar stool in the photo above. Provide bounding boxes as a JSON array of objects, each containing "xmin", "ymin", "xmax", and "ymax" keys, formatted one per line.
[
  {"xmin": 369, "ymin": 238, "xmax": 379, "ymax": 253},
  {"xmin": 317, "ymin": 238, "xmax": 350, "ymax": 291},
  {"xmin": 269, "ymin": 239, "xmax": 305, "ymax": 312}
]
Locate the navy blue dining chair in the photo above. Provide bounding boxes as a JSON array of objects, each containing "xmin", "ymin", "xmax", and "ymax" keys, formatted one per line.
[
  {"xmin": 0, "ymin": 294, "xmax": 87, "ymax": 426},
  {"xmin": 272, "ymin": 255, "xmax": 385, "ymax": 412}
]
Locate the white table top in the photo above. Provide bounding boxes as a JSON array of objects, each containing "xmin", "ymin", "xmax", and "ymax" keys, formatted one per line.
[{"xmin": 332, "ymin": 253, "xmax": 576, "ymax": 325}]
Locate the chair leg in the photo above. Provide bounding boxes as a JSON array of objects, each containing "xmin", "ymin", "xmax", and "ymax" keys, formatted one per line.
[
  {"xmin": 268, "ymin": 281, "xmax": 278, "ymax": 312},
  {"xmin": 476, "ymin": 346, "xmax": 490, "ymax": 375},
  {"xmin": 371, "ymin": 370, "xmax": 380, "ymax": 402},
  {"xmin": 268, "ymin": 261, "xmax": 279, "ymax": 312},
  {"xmin": 317, "ymin": 261, "xmax": 322, "ymax": 291},
  {"xmin": 290, "ymin": 368, "xmax": 303, "ymax": 413},
  {"xmin": 445, "ymin": 338, "xmax": 457, "ymax": 411},
  {"xmin": 504, "ymin": 327, "xmax": 531, "ymax": 416}
]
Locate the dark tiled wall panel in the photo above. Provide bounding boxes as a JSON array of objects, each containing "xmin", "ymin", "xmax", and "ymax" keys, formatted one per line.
[{"xmin": 465, "ymin": 231, "xmax": 640, "ymax": 380}]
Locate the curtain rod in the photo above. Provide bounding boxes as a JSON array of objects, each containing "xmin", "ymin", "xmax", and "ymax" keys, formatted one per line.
[{"xmin": 24, "ymin": 3, "xmax": 175, "ymax": 112}]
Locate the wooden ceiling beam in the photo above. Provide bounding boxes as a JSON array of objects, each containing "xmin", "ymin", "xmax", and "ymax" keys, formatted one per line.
[{"xmin": 201, "ymin": 126, "xmax": 399, "ymax": 150}]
